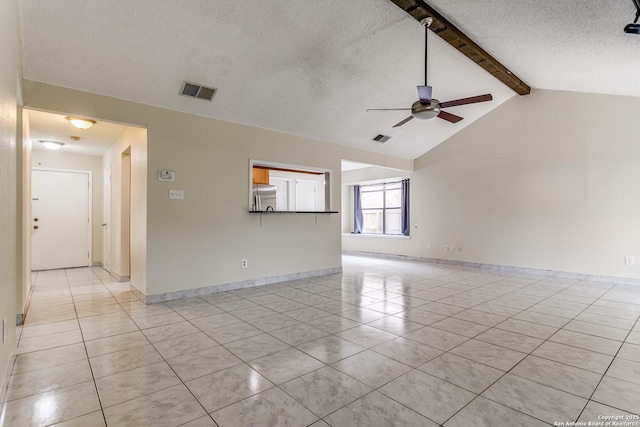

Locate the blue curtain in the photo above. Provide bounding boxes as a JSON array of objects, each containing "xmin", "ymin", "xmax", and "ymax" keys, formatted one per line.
[
  {"xmin": 401, "ymin": 179, "xmax": 410, "ymax": 236},
  {"xmin": 353, "ymin": 185, "xmax": 363, "ymax": 234}
]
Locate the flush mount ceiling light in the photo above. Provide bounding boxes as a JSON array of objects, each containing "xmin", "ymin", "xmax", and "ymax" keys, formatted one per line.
[
  {"xmin": 65, "ymin": 116, "xmax": 96, "ymax": 129},
  {"xmin": 40, "ymin": 140, "xmax": 64, "ymax": 150},
  {"xmin": 625, "ymin": 0, "xmax": 640, "ymax": 33}
]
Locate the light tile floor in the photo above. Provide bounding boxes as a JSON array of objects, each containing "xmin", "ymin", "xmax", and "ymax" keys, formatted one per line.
[{"xmin": 2, "ymin": 254, "xmax": 640, "ymax": 426}]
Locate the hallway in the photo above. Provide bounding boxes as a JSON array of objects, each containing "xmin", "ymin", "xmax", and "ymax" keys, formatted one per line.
[{"xmin": 1, "ymin": 255, "xmax": 640, "ymax": 426}]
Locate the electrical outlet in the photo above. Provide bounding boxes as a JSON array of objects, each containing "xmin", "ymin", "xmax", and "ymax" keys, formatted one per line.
[
  {"xmin": 241, "ymin": 259, "xmax": 248, "ymax": 269},
  {"xmin": 457, "ymin": 246, "xmax": 462, "ymax": 252},
  {"xmin": 444, "ymin": 245, "xmax": 449, "ymax": 251},
  {"xmin": 625, "ymin": 256, "xmax": 635, "ymax": 266},
  {"xmin": 426, "ymin": 243, "xmax": 431, "ymax": 250},
  {"xmin": 169, "ymin": 189, "xmax": 184, "ymax": 200}
]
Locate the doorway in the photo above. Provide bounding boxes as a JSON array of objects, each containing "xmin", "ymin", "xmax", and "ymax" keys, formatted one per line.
[
  {"xmin": 31, "ymin": 168, "xmax": 92, "ymax": 270},
  {"xmin": 103, "ymin": 165, "xmax": 111, "ymax": 271},
  {"xmin": 270, "ymin": 177, "xmax": 291, "ymax": 211},
  {"xmin": 120, "ymin": 147, "xmax": 131, "ymax": 278},
  {"xmin": 295, "ymin": 179, "xmax": 317, "ymax": 211}
]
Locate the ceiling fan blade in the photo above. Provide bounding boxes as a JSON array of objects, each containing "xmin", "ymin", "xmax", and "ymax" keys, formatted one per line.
[
  {"xmin": 439, "ymin": 94, "xmax": 493, "ymax": 109},
  {"xmin": 417, "ymin": 85, "xmax": 432, "ymax": 104},
  {"xmin": 366, "ymin": 108, "xmax": 412, "ymax": 112},
  {"xmin": 437, "ymin": 111, "xmax": 463, "ymax": 123},
  {"xmin": 393, "ymin": 116, "xmax": 414, "ymax": 128}
]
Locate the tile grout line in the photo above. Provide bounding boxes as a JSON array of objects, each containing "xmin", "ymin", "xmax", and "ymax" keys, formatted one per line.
[
  {"xmin": 72, "ymin": 266, "xmax": 196, "ymax": 426},
  {"xmin": 51, "ymin": 268, "xmax": 107, "ymax": 427},
  {"xmin": 392, "ymin": 270, "xmax": 637, "ymax": 423},
  {"xmin": 261, "ymin": 268, "xmax": 635, "ymax": 425},
  {"xmin": 69, "ymin": 267, "xmax": 114, "ymax": 427},
  {"xmin": 160, "ymin": 277, "xmax": 413, "ymax": 423},
  {"xmin": 8, "ymin": 259, "xmax": 640, "ymax": 427},
  {"xmin": 132, "ymin": 279, "xmax": 329, "ymax": 424},
  {"xmin": 420, "ymin": 275, "xmax": 580, "ymax": 426},
  {"xmin": 382, "ymin": 271, "xmax": 623, "ymax": 425},
  {"xmin": 272, "ymin": 271, "xmax": 541, "ymax": 426},
  {"xmin": 102, "ymin": 274, "xmax": 217, "ymax": 427},
  {"xmin": 245, "ymin": 270, "xmax": 558, "ymax": 425},
  {"xmin": 524, "ymin": 281, "xmax": 640, "ymax": 421},
  {"xmin": 439, "ymin": 274, "xmax": 638, "ymax": 425},
  {"xmin": 204, "ymin": 268, "xmax": 464, "ymax": 420},
  {"xmin": 7, "ymin": 264, "xmax": 457, "ymax": 425},
  {"xmin": 574, "ymin": 313, "xmax": 640, "ymax": 421}
]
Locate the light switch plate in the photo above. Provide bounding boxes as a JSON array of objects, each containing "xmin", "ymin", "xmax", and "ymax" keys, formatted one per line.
[{"xmin": 169, "ymin": 189, "xmax": 184, "ymax": 200}]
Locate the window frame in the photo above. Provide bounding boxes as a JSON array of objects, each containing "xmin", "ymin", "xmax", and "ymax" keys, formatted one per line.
[{"xmin": 359, "ymin": 181, "xmax": 404, "ymax": 236}]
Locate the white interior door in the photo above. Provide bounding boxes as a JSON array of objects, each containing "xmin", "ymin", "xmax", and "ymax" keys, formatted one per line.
[
  {"xmin": 32, "ymin": 169, "xmax": 91, "ymax": 270},
  {"xmin": 270, "ymin": 177, "xmax": 291, "ymax": 211},
  {"xmin": 295, "ymin": 179, "xmax": 317, "ymax": 211},
  {"xmin": 103, "ymin": 165, "xmax": 111, "ymax": 271}
]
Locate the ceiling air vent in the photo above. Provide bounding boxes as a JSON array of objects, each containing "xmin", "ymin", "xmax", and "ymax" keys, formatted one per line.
[
  {"xmin": 180, "ymin": 81, "xmax": 217, "ymax": 101},
  {"xmin": 372, "ymin": 134, "xmax": 391, "ymax": 143}
]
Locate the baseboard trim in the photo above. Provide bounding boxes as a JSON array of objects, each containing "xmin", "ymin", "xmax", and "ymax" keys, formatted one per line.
[
  {"xmin": 109, "ymin": 270, "xmax": 130, "ymax": 282},
  {"xmin": 129, "ymin": 284, "xmax": 146, "ymax": 303},
  {"xmin": 343, "ymin": 250, "xmax": 640, "ymax": 286},
  {"xmin": 142, "ymin": 267, "xmax": 343, "ymax": 304},
  {"xmin": 91, "ymin": 261, "xmax": 103, "ymax": 268},
  {"xmin": 17, "ymin": 278, "xmax": 36, "ymax": 327}
]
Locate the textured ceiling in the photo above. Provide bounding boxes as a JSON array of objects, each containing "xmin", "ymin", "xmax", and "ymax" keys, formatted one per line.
[
  {"xmin": 19, "ymin": 0, "xmax": 640, "ymax": 160},
  {"xmin": 428, "ymin": 0, "xmax": 640, "ymax": 97}
]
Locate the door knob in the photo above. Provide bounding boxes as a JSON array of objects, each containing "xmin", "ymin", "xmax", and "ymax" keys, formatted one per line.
[
  {"xmin": 33, "ymin": 218, "xmax": 38, "ymax": 221},
  {"xmin": 101, "ymin": 223, "xmax": 107, "ymax": 227},
  {"xmin": 33, "ymin": 225, "xmax": 39, "ymax": 230}
]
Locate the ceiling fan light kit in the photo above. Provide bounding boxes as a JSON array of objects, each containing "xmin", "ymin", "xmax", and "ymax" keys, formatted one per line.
[
  {"xmin": 366, "ymin": 21, "xmax": 493, "ymax": 128},
  {"xmin": 411, "ymin": 100, "xmax": 440, "ymax": 120},
  {"xmin": 625, "ymin": 0, "xmax": 640, "ymax": 33},
  {"xmin": 625, "ymin": 23, "xmax": 640, "ymax": 33}
]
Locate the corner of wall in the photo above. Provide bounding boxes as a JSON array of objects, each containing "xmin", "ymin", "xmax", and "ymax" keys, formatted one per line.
[{"xmin": 1, "ymin": 0, "xmax": 21, "ymax": 408}]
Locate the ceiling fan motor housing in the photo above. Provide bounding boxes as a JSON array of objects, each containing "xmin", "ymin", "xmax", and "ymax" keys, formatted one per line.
[{"xmin": 412, "ymin": 100, "xmax": 441, "ymax": 120}]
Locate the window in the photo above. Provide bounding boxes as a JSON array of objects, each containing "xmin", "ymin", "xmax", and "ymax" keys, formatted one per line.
[
  {"xmin": 360, "ymin": 181, "xmax": 404, "ymax": 235},
  {"xmin": 249, "ymin": 160, "xmax": 333, "ymax": 213}
]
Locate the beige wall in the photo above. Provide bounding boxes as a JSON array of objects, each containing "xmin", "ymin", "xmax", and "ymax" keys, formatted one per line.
[
  {"xmin": 0, "ymin": 0, "xmax": 20, "ymax": 403},
  {"xmin": 23, "ymin": 81, "xmax": 411, "ymax": 298},
  {"xmin": 344, "ymin": 89, "xmax": 640, "ymax": 281},
  {"xmin": 102, "ymin": 127, "xmax": 147, "ymax": 290},
  {"xmin": 31, "ymin": 150, "xmax": 104, "ymax": 264}
]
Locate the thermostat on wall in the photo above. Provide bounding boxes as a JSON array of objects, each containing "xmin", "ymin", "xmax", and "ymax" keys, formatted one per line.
[{"xmin": 157, "ymin": 169, "xmax": 175, "ymax": 182}]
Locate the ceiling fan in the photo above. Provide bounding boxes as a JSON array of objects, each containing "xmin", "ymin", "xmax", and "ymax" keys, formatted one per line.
[{"xmin": 367, "ymin": 18, "xmax": 493, "ymax": 127}]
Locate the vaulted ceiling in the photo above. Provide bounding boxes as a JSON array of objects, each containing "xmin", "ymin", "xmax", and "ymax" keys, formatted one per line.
[{"xmin": 19, "ymin": 0, "xmax": 640, "ymax": 159}]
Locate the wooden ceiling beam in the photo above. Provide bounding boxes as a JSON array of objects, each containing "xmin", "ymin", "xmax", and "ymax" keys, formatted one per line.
[{"xmin": 387, "ymin": 0, "xmax": 531, "ymax": 95}]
